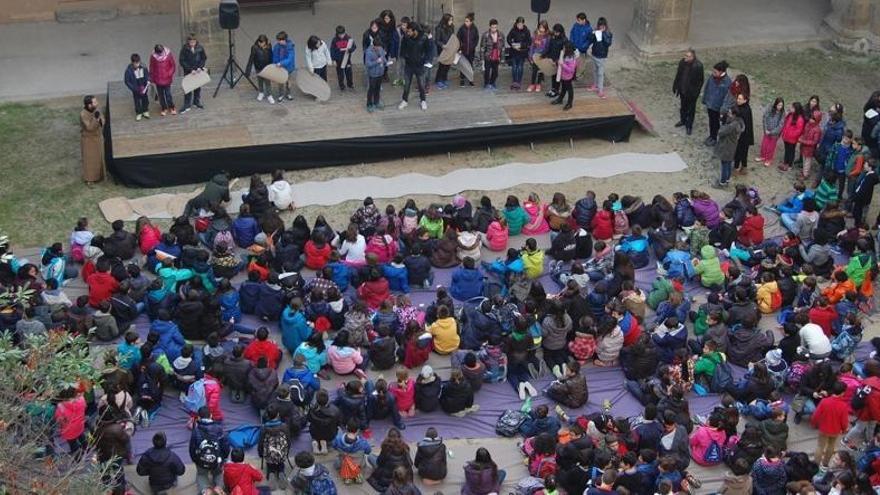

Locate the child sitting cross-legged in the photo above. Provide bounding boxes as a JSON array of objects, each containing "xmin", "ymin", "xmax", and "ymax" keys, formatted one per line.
[{"xmin": 331, "ymin": 418, "xmax": 371, "ymax": 485}]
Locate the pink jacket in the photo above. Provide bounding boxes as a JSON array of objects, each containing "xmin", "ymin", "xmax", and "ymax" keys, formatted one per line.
[
  {"xmin": 364, "ymin": 235, "xmax": 398, "ymax": 264},
  {"xmin": 689, "ymin": 425, "xmax": 727, "ymax": 466},
  {"xmin": 521, "ymin": 202, "xmax": 550, "ymax": 235},
  {"xmin": 390, "ymin": 379, "xmax": 415, "ymax": 412},
  {"xmin": 485, "ymin": 220, "xmax": 509, "ymax": 251},
  {"xmin": 328, "ymin": 345, "xmax": 364, "ymax": 375},
  {"xmin": 559, "ymin": 56, "xmax": 577, "ymax": 81},
  {"xmin": 203, "ymin": 374, "xmax": 224, "ymax": 421},
  {"xmin": 139, "ymin": 224, "xmax": 162, "ymax": 255},
  {"xmin": 54, "ymin": 396, "xmax": 87, "ymax": 441},
  {"xmin": 798, "ymin": 120, "xmax": 822, "ymax": 158},
  {"xmin": 781, "ymin": 113, "xmax": 805, "ymax": 144},
  {"xmin": 149, "ymin": 48, "xmax": 176, "ymax": 87}
]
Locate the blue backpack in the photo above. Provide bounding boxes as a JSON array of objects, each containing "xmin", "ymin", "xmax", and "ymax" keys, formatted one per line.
[
  {"xmin": 703, "ymin": 438, "xmax": 722, "ymax": 465},
  {"xmin": 182, "ymin": 379, "xmax": 207, "ymax": 414},
  {"xmin": 228, "ymin": 424, "xmax": 261, "ymax": 449},
  {"xmin": 831, "ymin": 330, "xmax": 856, "ymax": 360},
  {"xmin": 710, "ymin": 361, "xmax": 734, "ymax": 394}
]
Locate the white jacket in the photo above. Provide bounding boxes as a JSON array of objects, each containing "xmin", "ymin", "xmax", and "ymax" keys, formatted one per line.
[
  {"xmin": 799, "ymin": 323, "xmax": 831, "ymax": 357},
  {"xmin": 305, "ymin": 41, "xmax": 331, "ymax": 71},
  {"xmin": 268, "ymin": 180, "xmax": 294, "ymax": 210}
]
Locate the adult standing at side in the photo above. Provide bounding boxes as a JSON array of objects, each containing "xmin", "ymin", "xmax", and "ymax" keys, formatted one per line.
[
  {"xmin": 80, "ymin": 95, "xmax": 105, "ymax": 184},
  {"xmin": 397, "ymin": 22, "xmax": 430, "ymax": 111},
  {"xmin": 586, "ymin": 17, "xmax": 612, "ymax": 99},
  {"xmin": 179, "ymin": 34, "xmax": 207, "ymax": 114},
  {"xmin": 702, "ymin": 60, "xmax": 732, "ymax": 146},
  {"xmin": 716, "ymin": 105, "xmax": 745, "ymax": 188},
  {"xmin": 672, "ymin": 48, "xmax": 704, "ymax": 136}
]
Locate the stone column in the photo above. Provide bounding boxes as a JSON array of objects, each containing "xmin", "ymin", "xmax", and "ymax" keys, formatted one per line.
[
  {"xmin": 825, "ymin": 0, "xmax": 880, "ymax": 53},
  {"xmin": 451, "ymin": 0, "xmax": 475, "ymax": 18},
  {"xmin": 180, "ymin": 0, "xmax": 229, "ymax": 71},
  {"xmin": 627, "ymin": 0, "xmax": 693, "ymax": 57}
]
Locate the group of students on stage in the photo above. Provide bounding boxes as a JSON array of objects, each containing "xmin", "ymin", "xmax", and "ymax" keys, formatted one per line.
[{"xmin": 122, "ymin": 8, "xmax": 614, "ymax": 118}]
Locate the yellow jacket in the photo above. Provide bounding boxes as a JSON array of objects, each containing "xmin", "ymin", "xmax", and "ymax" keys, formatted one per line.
[
  {"xmin": 521, "ymin": 249, "xmax": 545, "ymax": 279},
  {"xmin": 756, "ymin": 281, "xmax": 779, "ymax": 314},
  {"xmin": 429, "ymin": 317, "xmax": 460, "ymax": 354}
]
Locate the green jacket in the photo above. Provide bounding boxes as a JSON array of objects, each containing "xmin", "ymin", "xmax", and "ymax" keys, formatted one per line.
[
  {"xmin": 504, "ymin": 206, "xmax": 529, "ymax": 236},
  {"xmin": 156, "ymin": 263, "xmax": 195, "ymax": 293},
  {"xmin": 813, "ymin": 179, "xmax": 839, "ymax": 210},
  {"xmin": 647, "ymin": 277, "xmax": 673, "ymax": 310},
  {"xmin": 694, "ymin": 351, "xmax": 724, "ymax": 377},
  {"xmin": 845, "ymin": 252, "xmax": 875, "ymax": 287},
  {"xmin": 418, "ymin": 216, "xmax": 444, "ymax": 239},
  {"xmin": 695, "ymin": 245, "xmax": 724, "ymax": 287}
]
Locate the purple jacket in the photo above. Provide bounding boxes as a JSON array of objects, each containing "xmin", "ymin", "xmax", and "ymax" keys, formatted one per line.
[
  {"xmin": 461, "ymin": 462, "xmax": 502, "ymax": 495},
  {"xmin": 691, "ymin": 198, "xmax": 721, "ymax": 229}
]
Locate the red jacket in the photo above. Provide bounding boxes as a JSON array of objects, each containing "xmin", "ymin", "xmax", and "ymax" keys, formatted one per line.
[
  {"xmin": 54, "ymin": 396, "xmax": 86, "ymax": 441},
  {"xmin": 856, "ymin": 376, "xmax": 880, "ymax": 421},
  {"xmin": 799, "ymin": 120, "xmax": 823, "ymax": 158},
  {"xmin": 139, "ymin": 225, "xmax": 162, "ymax": 255},
  {"xmin": 357, "ymin": 278, "xmax": 391, "ymax": 310},
  {"xmin": 364, "ymin": 235, "xmax": 398, "ymax": 264},
  {"xmin": 737, "ymin": 214, "xmax": 765, "ymax": 247},
  {"xmin": 304, "ymin": 241, "xmax": 331, "ymax": 270},
  {"xmin": 591, "ymin": 210, "xmax": 614, "ymax": 241},
  {"xmin": 808, "ymin": 305, "xmax": 838, "ymax": 337},
  {"xmin": 781, "ymin": 113, "xmax": 805, "ymax": 144},
  {"xmin": 243, "ymin": 339, "xmax": 283, "ymax": 369},
  {"xmin": 149, "ymin": 48, "xmax": 176, "ymax": 86},
  {"xmin": 223, "ymin": 462, "xmax": 263, "ymax": 495},
  {"xmin": 87, "ymin": 271, "xmax": 119, "ymax": 308},
  {"xmin": 246, "ymin": 260, "xmax": 270, "ymax": 281},
  {"xmin": 810, "ymin": 394, "xmax": 850, "ymax": 435}
]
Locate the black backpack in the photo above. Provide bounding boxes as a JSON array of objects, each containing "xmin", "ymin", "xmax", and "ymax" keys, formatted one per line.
[
  {"xmin": 852, "ymin": 384, "xmax": 874, "ymax": 411},
  {"xmin": 195, "ymin": 436, "xmax": 222, "ymax": 470},
  {"xmin": 496, "ymin": 410, "xmax": 528, "ymax": 437},
  {"xmin": 288, "ymin": 379, "xmax": 312, "ymax": 408},
  {"xmin": 262, "ymin": 429, "xmax": 290, "ymax": 467}
]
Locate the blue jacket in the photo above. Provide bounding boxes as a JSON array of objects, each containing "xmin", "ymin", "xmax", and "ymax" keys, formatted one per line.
[
  {"xmin": 151, "ymin": 319, "xmax": 185, "ymax": 361},
  {"xmin": 124, "ymin": 64, "xmax": 150, "ymax": 93},
  {"xmin": 702, "ymin": 73, "xmax": 732, "ymax": 111},
  {"xmin": 282, "ymin": 365, "xmax": 320, "ymax": 393},
  {"xmin": 818, "ymin": 119, "xmax": 846, "ymax": 157},
  {"xmin": 450, "ymin": 267, "xmax": 485, "ymax": 301},
  {"xmin": 519, "ymin": 412, "xmax": 561, "ymax": 437},
  {"xmin": 382, "ymin": 263, "xmax": 410, "ymax": 293},
  {"xmin": 231, "ymin": 216, "xmax": 260, "ymax": 248},
  {"xmin": 331, "ymin": 431, "xmax": 371, "ymax": 455},
  {"xmin": 334, "ymin": 388, "xmax": 369, "ymax": 430},
  {"xmin": 654, "ymin": 300, "xmax": 691, "ymax": 329},
  {"xmin": 651, "ymin": 323, "xmax": 688, "ymax": 364},
  {"xmin": 570, "ymin": 22, "xmax": 593, "ymax": 53},
  {"xmin": 674, "ymin": 199, "xmax": 695, "ymax": 227},
  {"xmin": 587, "ymin": 291, "xmax": 608, "ymax": 321},
  {"xmin": 586, "ymin": 30, "xmax": 612, "ymax": 58},
  {"xmin": 272, "ymin": 40, "xmax": 296, "ymax": 72},
  {"xmin": 662, "ymin": 249, "xmax": 695, "ymax": 280},
  {"xmin": 293, "ymin": 343, "xmax": 327, "ymax": 374},
  {"xmin": 255, "ymin": 284, "xmax": 284, "ymax": 321},
  {"xmin": 146, "ymin": 287, "xmax": 175, "ymax": 320},
  {"xmin": 219, "ymin": 289, "xmax": 242, "ymax": 323},
  {"xmin": 403, "ymin": 254, "xmax": 432, "ymax": 286},
  {"xmin": 146, "ymin": 242, "xmax": 181, "ymax": 273},
  {"xmin": 617, "ymin": 234, "xmax": 649, "ymax": 268},
  {"xmin": 327, "ymin": 261, "xmax": 353, "ymax": 291},
  {"xmin": 776, "ymin": 190, "xmax": 814, "ymax": 214},
  {"xmin": 460, "ymin": 305, "xmax": 503, "ymax": 350},
  {"xmin": 365, "ymin": 46, "xmax": 387, "ymax": 79},
  {"xmin": 238, "ymin": 281, "xmax": 261, "ymax": 315},
  {"xmin": 280, "ymin": 308, "xmax": 312, "ymax": 354}
]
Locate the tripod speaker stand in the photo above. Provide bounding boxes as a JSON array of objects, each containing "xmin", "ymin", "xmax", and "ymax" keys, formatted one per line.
[{"xmin": 213, "ymin": 29, "xmax": 258, "ymax": 98}]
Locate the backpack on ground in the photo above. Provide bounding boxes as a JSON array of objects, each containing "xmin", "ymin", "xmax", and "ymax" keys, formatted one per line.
[
  {"xmin": 496, "ymin": 409, "xmax": 528, "ymax": 437},
  {"xmin": 182, "ymin": 379, "xmax": 207, "ymax": 414},
  {"xmin": 228, "ymin": 424, "xmax": 261, "ymax": 449},
  {"xmin": 831, "ymin": 330, "xmax": 856, "ymax": 360},
  {"xmin": 710, "ymin": 360, "xmax": 734, "ymax": 394},
  {"xmin": 195, "ymin": 436, "xmax": 223, "ymax": 470},
  {"xmin": 852, "ymin": 384, "xmax": 874, "ymax": 411},
  {"xmin": 339, "ymin": 454, "xmax": 363, "ymax": 483},
  {"xmin": 514, "ymin": 476, "xmax": 545, "ymax": 495},
  {"xmin": 262, "ymin": 429, "xmax": 290, "ymax": 467},
  {"xmin": 786, "ymin": 361, "xmax": 811, "ymax": 391},
  {"xmin": 213, "ymin": 229, "xmax": 234, "ymax": 249}
]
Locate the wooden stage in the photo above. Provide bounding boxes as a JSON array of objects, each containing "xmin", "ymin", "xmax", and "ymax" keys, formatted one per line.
[{"xmin": 106, "ymin": 71, "xmax": 635, "ymax": 187}]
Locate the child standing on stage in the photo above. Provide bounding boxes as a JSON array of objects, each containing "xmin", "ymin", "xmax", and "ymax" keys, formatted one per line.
[
  {"xmin": 305, "ymin": 35, "xmax": 332, "ymax": 82},
  {"xmin": 586, "ymin": 17, "xmax": 612, "ymax": 99},
  {"xmin": 245, "ymin": 34, "xmax": 273, "ymax": 103},
  {"xmin": 149, "ymin": 44, "xmax": 176, "ymax": 116},
  {"xmin": 434, "ymin": 14, "xmax": 455, "ymax": 89},
  {"xmin": 480, "ymin": 19, "xmax": 504, "ymax": 91},
  {"xmin": 124, "ymin": 53, "xmax": 151, "ymax": 121},
  {"xmin": 506, "ymin": 17, "xmax": 531, "ymax": 90},
  {"xmin": 271, "ymin": 31, "xmax": 296, "ymax": 104},
  {"xmin": 527, "ymin": 21, "xmax": 549, "ymax": 93},
  {"xmin": 552, "ymin": 42, "xmax": 577, "ymax": 111},
  {"xmin": 365, "ymin": 39, "xmax": 387, "ymax": 112},
  {"xmin": 457, "ymin": 13, "xmax": 479, "ymax": 87},
  {"xmin": 330, "ymin": 26, "xmax": 356, "ymax": 91}
]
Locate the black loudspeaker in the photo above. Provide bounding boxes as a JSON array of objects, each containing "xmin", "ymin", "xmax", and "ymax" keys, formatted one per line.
[
  {"xmin": 531, "ymin": 0, "xmax": 550, "ymax": 14},
  {"xmin": 219, "ymin": 0, "xmax": 240, "ymax": 30}
]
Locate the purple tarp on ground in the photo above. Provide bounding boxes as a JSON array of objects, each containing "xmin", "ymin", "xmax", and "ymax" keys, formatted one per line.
[{"xmin": 115, "ymin": 234, "xmax": 869, "ymax": 458}]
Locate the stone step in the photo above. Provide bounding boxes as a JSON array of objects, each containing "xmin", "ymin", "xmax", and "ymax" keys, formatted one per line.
[{"xmin": 55, "ymin": 0, "xmax": 118, "ymax": 23}]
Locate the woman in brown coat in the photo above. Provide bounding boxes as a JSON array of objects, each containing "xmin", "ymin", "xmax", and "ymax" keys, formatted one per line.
[{"xmin": 80, "ymin": 95, "xmax": 105, "ymax": 183}]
